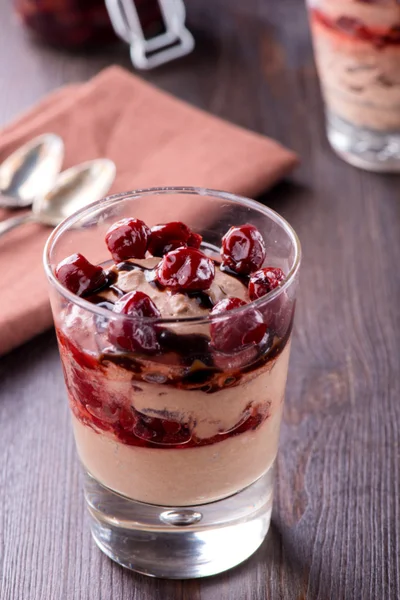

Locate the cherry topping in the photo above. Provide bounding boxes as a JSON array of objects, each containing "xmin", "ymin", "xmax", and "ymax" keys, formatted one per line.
[
  {"xmin": 55, "ymin": 253, "xmax": 106, "ymax": 296},
  {"xmin": 105, "ymin": 218, "xmax": 151, "ymax": 262},
  {"xmin": 108, "ymin": 291, "xmax": 161, "ymax": 353},
  {"xmin": 221, "ymin": 224, "xmax": 266, "ymax": 275},
  {"xmin": 262, "ymin": 292, "xmax": 293, "ymax": 337},
  {"xmin": 210, "ymin": 297, "xmax": 267, "ymax": 353},
  {"xmin": 118, "ymin": 406, "xmax": 136, "ymax": 431},
  {"xmin": 156, "ymin": 247, "xmax": 215, "ymax": 291},
  {"xmin": 160, "ymin": 240, "xmax": 185, "ymax": 254},
  {"xmin": 133, "ymin": 414, "xmax": 191, "ymax": 445},
  {"xmin": 187, "ymin": 231, "xmax": 203, "ymax": 248},
  {"xmin": 248, "ymin": 267, "xmax": 285, "ymax": 300},
  {"xmin": 148, "ymin": 222, "xmax": 202, "ymax": 256}
]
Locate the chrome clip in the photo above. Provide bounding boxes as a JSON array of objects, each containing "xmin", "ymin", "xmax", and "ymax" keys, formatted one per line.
[{"xmin": 105, "ymin": 0, "xmax": 194, "ymax": 70}]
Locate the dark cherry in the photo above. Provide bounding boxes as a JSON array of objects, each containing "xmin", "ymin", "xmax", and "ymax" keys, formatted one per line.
[
  {"xmin": 336, "ymin": 16, "xmax": 365, "ymax": 34},
  {"xmin": 210, "ymin": 297, "xmax": 267, "ymax": 353},
  {"xmin": 312, "ymin": 8, "xmax": 400, "ymax": 49},
  {"xmin": 156, "ymin": 247, "xmax": 215, "ymax": 291},
  {"xmin": 108, "ymin": 291, "xmax": 161, "ymax": 353},
  {"xmin": 133, "ymin": 414, "xmax": 191, "ymax": 445},
  {"xmin": 221, "ymin": 224, "xmax": 266, "ymax": 275},
  {"xmin": 187, "ymin": 231, "xmax": 203, "ymax": 248},
  {"xmin": 55, "ymin": 253, "xmax": 106, "ymax": 296},
  {"xmin": 248, "ymin": 269, "xmax": 292, "ymax": 336},
  {"xmin": 160, "ymin": 240, "xmax": 186, "ymax": 254},
  {"xmin": 261, "ymin": 292, "xmax": 293, "ymax": 337},
  {"xmin": 248, "ymin": 267, "xmax": 286, "ymax": 300},
  {"xmin": 105, "ymin": 218, "xmax": 151, "ymax": 262},
  {"xmin": 148, "ymin": 221, "xmax": 202, "ymax": 256},
  {"xmin": 118, "ymin": 406, "xmax": 136, "ymax": 431},
  {"xmin": 213, "ymin": 344, "xmax": 259, "ymax": 372}
]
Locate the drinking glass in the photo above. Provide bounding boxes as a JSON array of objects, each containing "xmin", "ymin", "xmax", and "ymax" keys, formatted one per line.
[
  {"xmin": 44, "ymin": 187, "xmax": 301, "ymax": 578},
  {"xmin": 307, "ymin": 0, "xmax": 400, "ymax": 172}
]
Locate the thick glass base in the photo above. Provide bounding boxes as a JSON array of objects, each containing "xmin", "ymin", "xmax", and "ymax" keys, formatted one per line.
[
  {"xmin": 84, "ymin": 465, "xmax": 274, "ymax": 579},
  {"xmin": 327, "ymin": 112, "xmax": 400, "ymax": 173}
]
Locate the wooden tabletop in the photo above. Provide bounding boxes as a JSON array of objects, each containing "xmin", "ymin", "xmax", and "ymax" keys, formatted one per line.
[{"xmin": 1, "ymin": 1, "xmax": 399, "ymax": 599}]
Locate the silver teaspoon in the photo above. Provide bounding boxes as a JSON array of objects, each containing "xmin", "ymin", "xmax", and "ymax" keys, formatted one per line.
[
  {"xmin": 0, "ymin": 133, "xmax": 64, "ymax": 208},
  {"xmin": 0, "ymin": 158, "xmax": 116, "ymax": 237}
]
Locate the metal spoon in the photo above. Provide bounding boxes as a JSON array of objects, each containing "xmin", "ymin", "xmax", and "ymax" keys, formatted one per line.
[
  {"xmin": 0, "ymin": 133, "xmax": 64, "ymax": 208},
  {"xmin": 0, "ymin": 158, "xmax": 116, "ymax": 237}
]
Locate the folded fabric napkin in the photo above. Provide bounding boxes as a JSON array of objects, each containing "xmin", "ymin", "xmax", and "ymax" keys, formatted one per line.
[{"xmin": 0, "ymin": 66, "xmax": 298, "ymax": 356}]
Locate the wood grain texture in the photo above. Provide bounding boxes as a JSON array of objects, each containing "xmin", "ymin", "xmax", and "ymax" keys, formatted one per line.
[{"xmin": 1, "ymin": 0, "xmax": 400, "ymax": 598}]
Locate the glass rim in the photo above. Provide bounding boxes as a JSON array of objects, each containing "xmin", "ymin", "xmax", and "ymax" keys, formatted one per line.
[{"xmin": 43, "ymin": 186, "xmax": 301, "ymax": 324}]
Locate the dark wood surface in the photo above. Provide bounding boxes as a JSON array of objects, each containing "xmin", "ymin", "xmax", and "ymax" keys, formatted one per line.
[{"xmin": 1, "ymin": 1, "xmax": 399, "ymax": 599}]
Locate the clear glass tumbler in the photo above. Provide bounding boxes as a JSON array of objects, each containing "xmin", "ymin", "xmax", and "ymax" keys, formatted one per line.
[
  {"xmin": 307, "ymin": 0, "xmax": 400, "ymax": 172},
  {"xmin": 44, "ymin": 187, "xmax": 301, "ymax": 579}
]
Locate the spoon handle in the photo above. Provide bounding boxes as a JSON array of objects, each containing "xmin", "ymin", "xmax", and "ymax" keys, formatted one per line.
[{"xmin": 0, "ymin": 213, "xmax": 36, "ymax": 237}]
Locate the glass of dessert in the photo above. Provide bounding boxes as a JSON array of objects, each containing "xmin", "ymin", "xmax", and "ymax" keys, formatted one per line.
[
  {"xmin": 44, "ymin": 187, "xmax": 301, "ymax": 579},
  {"xmin": 307, "ymin": 0, "xmax": 400, "ymax": 172}
]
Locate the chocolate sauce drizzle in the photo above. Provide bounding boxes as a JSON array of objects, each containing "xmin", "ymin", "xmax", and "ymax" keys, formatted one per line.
[
  {"xmin": 98, "ymin": 318, "xmax": 292, "ymax": 395},
  {"xmin": 116, "ymin": 261, "xmax": 153, "ymax": 272},
  {"xmin": 186, "ymin": 290, "xmax": 215, "ymax": 309},
  {"xmin": 219, "ymin": 262, "xmax": 250, "ymax": 286}
]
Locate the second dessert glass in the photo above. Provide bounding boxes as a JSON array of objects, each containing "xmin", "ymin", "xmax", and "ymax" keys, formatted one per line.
[
  {"xmin": 44, "ymin": 187, "xmax": 301, "ymax": 579},
  {"xmin": 307, "ymin": 0, "xmax": 400, "ymax": 172}
]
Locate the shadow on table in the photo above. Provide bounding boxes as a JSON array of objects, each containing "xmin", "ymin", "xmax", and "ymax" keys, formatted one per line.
[
  {"xmin": 199, "ymin": 518, "xmax": 338, "ymax": 600},
  {"xmin": 178, "ymin": 521, "xmax": 306, "ymax": 599}
]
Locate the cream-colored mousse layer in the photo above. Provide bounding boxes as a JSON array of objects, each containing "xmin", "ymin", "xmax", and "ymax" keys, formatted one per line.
[
  {"xmin": 310, "ymin": 5, "xmax": 400, "ymax": 131},
  {"xmin": 72, "ymin": 341, "xmax": 291, "ymax": 506},
  {"xmin": 102, "ymin": 257, "xmax": 249, "ymax": 318}
]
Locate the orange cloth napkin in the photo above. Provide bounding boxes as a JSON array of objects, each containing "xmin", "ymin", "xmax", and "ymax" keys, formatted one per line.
[{"xmin": 0, "ymin": 66, "xmax": 298, "ymax": 356}]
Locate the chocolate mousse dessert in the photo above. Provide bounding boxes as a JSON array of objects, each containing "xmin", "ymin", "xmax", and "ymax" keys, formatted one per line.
[
  {"xmin": 308, "ymin": 0, "xmax": 400, "ymax": 170},
  {"xmin": 309, "ymin": 0, "xmax": 400, "ymax": 131},
  {"xmin": 54, "ymin": 218, "xmax": 294, "ymax": 507}
]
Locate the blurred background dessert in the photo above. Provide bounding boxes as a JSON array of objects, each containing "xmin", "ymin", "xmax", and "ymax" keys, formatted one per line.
[{"xmin": 308, "ymin": 0, "xmax": 400, "ymax": 171}]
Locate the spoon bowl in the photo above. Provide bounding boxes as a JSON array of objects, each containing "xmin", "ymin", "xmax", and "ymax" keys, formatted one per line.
[
  {"xmin": 35, "ymin": 159, "xmax": 117, "ymax": 226},
  {"xmin": 0, "ymin": 158, "xmax": 116, "ymax": 237},
  {"xmin": 0, "ymin": 133, "xmax": 64, "ymax": 208}
]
